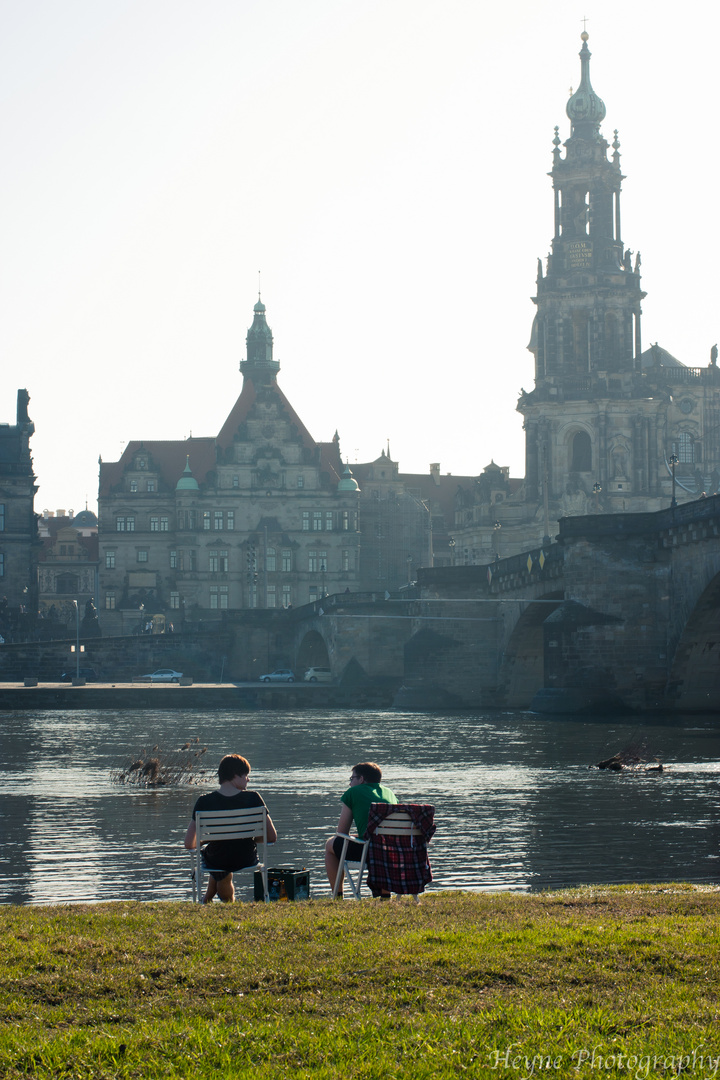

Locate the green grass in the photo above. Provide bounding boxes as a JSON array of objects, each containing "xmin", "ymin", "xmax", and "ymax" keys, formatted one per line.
[{"xmin": 2, "ymin": 886, "xmax": 720, "ymax": 1078}]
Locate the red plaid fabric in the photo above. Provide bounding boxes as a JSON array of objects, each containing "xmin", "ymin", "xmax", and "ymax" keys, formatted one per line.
[{"xmin": 364, "ymin": 803, "xmax": 436, "ymax": 895}]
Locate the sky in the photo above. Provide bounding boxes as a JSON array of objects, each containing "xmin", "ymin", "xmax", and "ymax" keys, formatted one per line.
[{"xmin": 1, "ymin": 0, "xmax": 718, "ymax": 515}]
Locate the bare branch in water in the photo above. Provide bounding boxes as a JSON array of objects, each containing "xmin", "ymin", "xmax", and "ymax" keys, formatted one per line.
[{"xmin": 112, "ymin": 736, "xmax": 211, "ymax": 787}]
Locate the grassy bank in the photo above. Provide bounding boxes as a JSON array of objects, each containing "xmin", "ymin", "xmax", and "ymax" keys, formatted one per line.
[{"xmin": 2, "ymin": 886, "xmax": 719, "ymax": 1078}]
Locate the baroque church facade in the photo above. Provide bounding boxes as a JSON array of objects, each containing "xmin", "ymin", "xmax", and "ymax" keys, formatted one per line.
[{"xmin": 452, "ymin": 32, "xmax": 720, "ymax": 564}]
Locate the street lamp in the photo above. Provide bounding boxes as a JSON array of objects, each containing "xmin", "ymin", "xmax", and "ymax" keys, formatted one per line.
[
  {"xmin": 669, "ymin": 454, "xmax": 679, "ymax": 508},
  {"xmin": 448, "ymin": 537, "xmax": 455, "ymax": 566},
  {"xmin": 72, "ymin": 600, "xmax": 79, "ymax": 680},
  {"xmin": 593, "ymin": 482, "xmax": 602, "ymax": 511}
]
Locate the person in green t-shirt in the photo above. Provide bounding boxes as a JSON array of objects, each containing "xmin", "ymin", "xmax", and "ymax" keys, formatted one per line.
[{"xmin": 325, "ymin": 761, "xmax": 397, "ymax": 897}]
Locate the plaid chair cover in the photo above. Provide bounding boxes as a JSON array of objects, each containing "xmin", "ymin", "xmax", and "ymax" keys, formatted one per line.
[{"xmin": 364, "ymin": 802, "xmax": 436, "ymax": 895}]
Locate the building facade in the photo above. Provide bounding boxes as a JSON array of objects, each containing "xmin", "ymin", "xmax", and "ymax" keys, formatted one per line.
[
  {"xmin": 0, "ymin": 390, "xmax": 38, "ymax": 629},
  {"xmin": 37, "ymin": 509, "xmax": 99, "ymax": 626},
  {"xmin": 97, "ymin": 300, "xmax": 363, "ymax": 632}
]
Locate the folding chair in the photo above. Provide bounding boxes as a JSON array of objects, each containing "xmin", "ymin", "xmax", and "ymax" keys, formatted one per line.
[
  {"xmin": 191, "ymin": 806, "xmax": 270, "ymax": 902},
  {"xmin": 333, "ymin": 806, "xmax": 434, "ymax": 900},
  {"xmin": 332, "ymin": 832, "xmax": 369, "ymax": 899}
]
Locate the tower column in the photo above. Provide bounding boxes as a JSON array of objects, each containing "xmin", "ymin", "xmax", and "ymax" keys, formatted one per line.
[
  {"xmin": 634, "ymin": 309, "xmax": 642, "ymax": 368},
  {"xmin": 648, "ymin": 413, "xmax": 659, "ymax": 496},
  {"xmin": 598, "ymin": 412, "xmax": 608, "ymax": 488},
  {"xmin": 632, "ymin": 414, "xmax": 644, "ymax": 494},
  {"xmin": 525, "ymin": 421, "xmax": 540, "ymax": 502}
]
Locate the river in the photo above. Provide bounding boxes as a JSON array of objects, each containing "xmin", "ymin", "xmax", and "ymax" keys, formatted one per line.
[{"xmin": 1, "ymin": 708, "xmax": 718, "ymax": 904}]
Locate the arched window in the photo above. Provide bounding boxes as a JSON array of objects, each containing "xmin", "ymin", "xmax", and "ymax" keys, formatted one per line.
[
  {"xmin": 570, "ymin": 431, "xmax": 592, "ymax": 472},
  {"xmin": 675, "ymin": 432, "xmax": 695, "ymax": 464}
]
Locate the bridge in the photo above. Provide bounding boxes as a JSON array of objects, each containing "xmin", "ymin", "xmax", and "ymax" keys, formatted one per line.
[
  {"xmin": 3, "ymin": 497, "xmax": 716, "ymax": 714},
  {"xmin": 288, "ymin": 494, "xmax": 720, "ymax": 713}
]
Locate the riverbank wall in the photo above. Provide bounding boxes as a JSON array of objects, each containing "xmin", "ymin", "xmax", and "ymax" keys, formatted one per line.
[{"xmin": 0, "ymin": 681, "xmax": 397, "ymax": 711}]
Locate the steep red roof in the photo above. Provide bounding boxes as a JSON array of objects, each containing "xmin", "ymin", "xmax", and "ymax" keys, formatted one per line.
[
  {"xmin": 216, "ymin": 379, "xmax": 317, "ymax": 452},
  {"xmin": 99, "ymin": 438, "xmax": 216, "ymax": 495}
]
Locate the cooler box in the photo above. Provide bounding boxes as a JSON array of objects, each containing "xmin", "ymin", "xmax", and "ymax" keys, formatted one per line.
[{"xmin": 254, "ymin": 866, "xmax": 310, "ymax": 901}]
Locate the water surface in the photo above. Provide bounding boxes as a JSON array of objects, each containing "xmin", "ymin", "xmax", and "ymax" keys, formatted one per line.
[{"xmin": 1, "ymin": 708, "xmax": 718, "ymax": 904}]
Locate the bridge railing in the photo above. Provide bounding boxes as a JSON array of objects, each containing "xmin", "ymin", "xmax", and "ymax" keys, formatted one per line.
[{"xmin": 558, "ymin": 492, "xmax": 720, "ymax": 541}]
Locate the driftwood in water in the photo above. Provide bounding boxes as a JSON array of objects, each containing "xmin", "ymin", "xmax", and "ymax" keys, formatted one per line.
[{"xmin": 597, "ymin": 739, "xmax": 663, "ymax": 772}]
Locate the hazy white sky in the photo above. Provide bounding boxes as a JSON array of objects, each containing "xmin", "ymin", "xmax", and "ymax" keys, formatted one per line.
[{"xmin": 1, "ymin": 1, "xmax": 717, "ymax": 513}]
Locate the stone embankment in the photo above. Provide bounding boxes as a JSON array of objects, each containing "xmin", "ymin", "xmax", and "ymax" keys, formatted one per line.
[{"xmin": 0, "ymin": 682, "xmax": 395, "ymax": 711}]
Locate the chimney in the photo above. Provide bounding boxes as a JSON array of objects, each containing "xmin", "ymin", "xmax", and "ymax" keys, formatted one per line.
[{"xmin": 430, "ymin": 463, "xmax": 441, "ymax": 486}]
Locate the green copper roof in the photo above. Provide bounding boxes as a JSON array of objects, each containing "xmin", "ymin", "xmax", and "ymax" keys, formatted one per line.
[
  {"xmin": 241, "ymin": 296, "xmax": 280, "ymax": 383},
  {"xmin": 176, "ymin": 456, "xmax": 199, "ymax": 491},
  {"xmin": 337, "ymin": 464, "xmax": 360, "ymax": 492}
]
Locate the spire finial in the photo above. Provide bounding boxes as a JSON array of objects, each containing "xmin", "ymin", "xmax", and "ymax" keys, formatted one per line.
[
  {"xmin": 566, "ymin": 23, "xmax": 606, "ymax": 136},
  {"xmin": 258, "ymin": 269, "xmax": 261, "ymax": 302}
]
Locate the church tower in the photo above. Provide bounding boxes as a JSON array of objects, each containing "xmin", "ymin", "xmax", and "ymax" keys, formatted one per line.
[
  {"xmin": 537, "ymin": 31, "xmax": 644, "ymax": 385},
  {"xmin": 516, "ymin": 31, "xmax": 714, "ymax": 518}
]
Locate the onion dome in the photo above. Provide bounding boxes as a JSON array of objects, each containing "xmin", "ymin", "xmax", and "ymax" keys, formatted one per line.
[
  {"xmin": 176, "ymin": 456, "xmax": 199, "ymax": 491},
  {"xmin": 337, "ymin": 463, "xmax": 360, "ymax": 492},
  {"xmin": 566, "ymin": 32, "xmax": 606, "ymax": 138}
]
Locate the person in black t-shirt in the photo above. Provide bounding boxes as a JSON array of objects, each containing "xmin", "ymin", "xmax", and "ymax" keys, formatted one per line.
[{"xmin": 184, "ymin": 753, "xmax": 277, "ymax": 903}]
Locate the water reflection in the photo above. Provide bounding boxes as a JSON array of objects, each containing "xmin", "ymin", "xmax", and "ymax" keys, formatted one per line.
[{"xmin": 1, "ymin": 708, "xmax": 719, "ymax": 904}]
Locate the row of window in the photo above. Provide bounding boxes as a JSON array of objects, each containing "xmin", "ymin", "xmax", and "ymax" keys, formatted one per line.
[
  {"xmin": 301, "ymin": 511, "xmax": 354, "ymax": 532},
  {"xmin": 127, "ymin": 474, "xmax": 312, "ymax": 492},
  {"xmin": 104, "ymin": 584, "xmax": 295, "ymax": 611},
  {"xmin": 115, "ymin": 509, "xmax": 357, "ymax": 532},
  {"xmin": 105, "ymin": 547, "xmax": 353, "ymax": 572}
]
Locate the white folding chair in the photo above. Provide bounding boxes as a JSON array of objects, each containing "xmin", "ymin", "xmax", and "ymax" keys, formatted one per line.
[
  {"xmin": 191, "ymin": 806, "xmax": 269, "ymax": 902},
  {"xmin": 332, "ymin": 832, "xmax": 369, "ymax": 899}
]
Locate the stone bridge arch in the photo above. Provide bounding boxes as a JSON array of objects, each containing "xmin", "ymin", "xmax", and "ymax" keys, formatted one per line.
[
  {"xmin": 296, "ymin": 629, "xmax": 331, "ymax": 673},
  {"xmin": 497, "ymin": 593, "xmax": 564, "ymax": 708},
  {"xmin": 667, "ymin": 569, "xmax": 720, "ymax": 710}
]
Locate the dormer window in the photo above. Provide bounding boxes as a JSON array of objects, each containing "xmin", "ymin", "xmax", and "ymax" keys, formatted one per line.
[
  {"xmin": 130, "ymin": 480, "xmax": 138, "ymax": 492},
  {"xmin": 137, "ymin": 459, "xmax": 147, "ymax": 470}
]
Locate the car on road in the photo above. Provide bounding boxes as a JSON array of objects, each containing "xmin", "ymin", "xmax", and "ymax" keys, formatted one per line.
[
  {"xmin": 303, "ymin": 667, "xmax": 333, "ymax": 683},
  {"xmin": 141, "ymin": 668, "xmax": 184, "ymax": 682},
  {"xmin": 60, "ymin": 667, "xmax": 99, "ymax": 682},
  {"xmin": 259, "ymin": 669, "xmax": 295, "ymax": 683}
]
